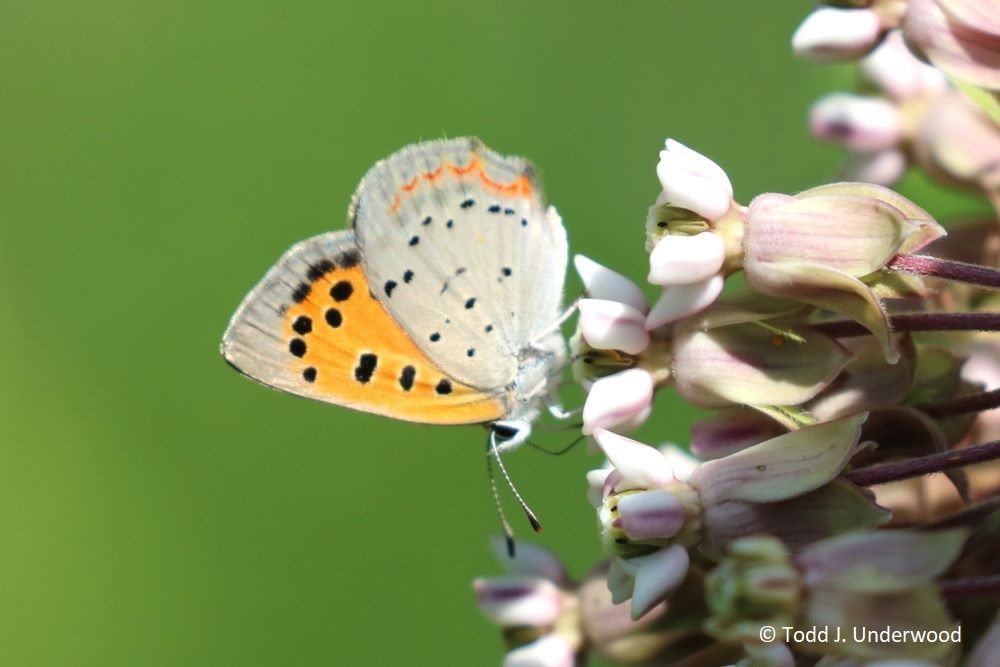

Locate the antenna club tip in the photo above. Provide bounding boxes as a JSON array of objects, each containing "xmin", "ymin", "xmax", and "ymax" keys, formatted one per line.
[
  {"xmin": 505, "ymin": 536, "xmax": 516, "ymax": 558},
  {"xmin": 529, "ymin": 518, "xmax": 543, "ymax": 533}
]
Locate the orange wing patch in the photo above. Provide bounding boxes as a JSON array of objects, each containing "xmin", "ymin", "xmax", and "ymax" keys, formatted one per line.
[
  {"xmin": 389, "ymin": 153, "xmax": 534, "ymax": 214},
  {"xmin": 282, "ymin": 261, "xmax": 507, "ymax": 425}
]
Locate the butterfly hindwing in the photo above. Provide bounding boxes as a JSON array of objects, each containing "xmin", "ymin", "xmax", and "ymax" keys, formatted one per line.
[
  {"xmin": 222, "ymin": 230, "xmax": 508, "ymax": 424},
  {"xmin": 351, "ymin": 138, "xmax": 568, "ymax": 392}
]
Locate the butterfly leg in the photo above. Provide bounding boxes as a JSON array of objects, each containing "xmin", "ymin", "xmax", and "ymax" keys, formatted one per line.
[
  {"xmin": 546, "ymin": 398, "xmax": 582, "ymax": 420},
  {"xmin": 529, "ymin": 296, "xmax": 581, "ymax": 348}
]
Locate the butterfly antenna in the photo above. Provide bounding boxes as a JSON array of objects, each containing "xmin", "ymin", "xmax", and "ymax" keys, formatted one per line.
[
  {"xmin": 487, "ymin": 431, "xmax": 543, "ymax": 557},
  {"xmin": 486, "ymin": 444, "xmax": 517, "ymax": 557}
]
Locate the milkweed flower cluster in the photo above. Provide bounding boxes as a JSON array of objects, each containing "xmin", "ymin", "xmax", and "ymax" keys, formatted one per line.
[{"xmin": 475, "ymin": 4, "xmax": 1000, "ymax": 665}]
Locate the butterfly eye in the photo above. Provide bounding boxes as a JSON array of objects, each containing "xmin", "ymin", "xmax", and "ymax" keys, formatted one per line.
[{"xmin": 491, "ymin": 423, "xmax": 520, "ymax": 442}]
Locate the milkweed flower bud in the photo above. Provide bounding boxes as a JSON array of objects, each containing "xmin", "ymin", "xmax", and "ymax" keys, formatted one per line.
[
  {"xmin": 474, "ymin": 539, "xmax": 582, "ymax": 667},
  {"xmin": 707, "ymin": 529, "xmax": 967, "ymax": 662},
  {"xmin": 742, "ymin": 183, "xmax": 945, "ymax": 362},
  {"xmin": 841, "ymin": 148, "xmax": 908, "ymax": 186},
  {"xmin": 809, "ymin": 93, "xmax": 903, "ymax": 152},
  {"xmin": 792, "ymin": 6, "xmax": 884, "ymax": 62},
  {"xmin": 903, "ymin": 0, "xmax": 1000, "ymax": 91},
  {"xmin": 589, "ymin": 414, "xmax": 889, "ymax": 620}
]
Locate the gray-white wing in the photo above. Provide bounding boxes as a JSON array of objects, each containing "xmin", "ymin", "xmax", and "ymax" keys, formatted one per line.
[{"xmin": 351, "ymin": 138, "xmax": 567, "ymax": 391}]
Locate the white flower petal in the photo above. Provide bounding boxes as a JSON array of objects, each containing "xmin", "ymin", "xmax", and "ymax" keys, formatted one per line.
[
  {"xmin": 644, "ymin": 275, "xmax": 725, "ymax": 330},
  {"xmin": 489, "ymin": 536, "xmax": 567, "ymax": 583},
  {"xmin": 648, "ymin": 232, "xmax": 727, "ymax": 286},
  {"xmin": 574, "ymin": 255, "xmax": 649, "ymax": 312},
  {"xmin": 503, "ymin": 635, "xmax": 575, "ymax": 667},
  {"xmin": 592, "ymin": 427, "xmax": 674, "ymax": 489},
  {"xmin": 586, "ymin": 468, "xmax": 611, "ymax": 508},
  {"xmin": 860, "ymin": 30, "xmax": 947, "ymax": 100},
  {"xmin": 629, "ymin": 545, "xmax": 690, "ymax": 620},
  {"xmin": 841, "ymin": 148, "xmax": 907, "ymax": 186},
  {"xmin": 474, "ymin": 576, "xmax": 561, "ymax": 627},
  {"xmin": 656, "ymin": 140, "xmax": 733, "ymax": 221},
  {"xmin": 657, "ymin": 444, "xmax": 700, "ymax": 483},
  {"xmin": 792, "ymin": 6, "xmax": 882, "ymax": 62},
  {"xmin": 809, "ymin": 93, "xmax": 902, "ymax": 152},
  {"xmin": 578, "ymin": 298, "xmax": 650, "ymax": 354},
  {"xmin": 606, "ymin": 558, "xmax": 635, "ymax": 605},
  {"xmin": 582, "ymin": 369, "xmax": 655, "ymax": 436}
]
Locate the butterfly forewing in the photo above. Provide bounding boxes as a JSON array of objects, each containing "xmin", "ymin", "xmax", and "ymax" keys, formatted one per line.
[
  {"xmin": 221, "ymin": 230, "xmax": 508, "ymax": 424},
  {"xmin": 351, "ymin": 138, "xmax": 567, "ymax": 392}
]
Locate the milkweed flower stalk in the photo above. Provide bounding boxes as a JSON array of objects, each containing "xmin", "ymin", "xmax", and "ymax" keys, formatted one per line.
[{"xmin": 474, "ymin": 9, "xmax": 1000, "ymax": 663}]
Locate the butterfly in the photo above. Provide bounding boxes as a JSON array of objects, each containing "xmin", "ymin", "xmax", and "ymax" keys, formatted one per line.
[{"xmin": 221, "ymin": 138, "xmax": 569, "ymax": 453}]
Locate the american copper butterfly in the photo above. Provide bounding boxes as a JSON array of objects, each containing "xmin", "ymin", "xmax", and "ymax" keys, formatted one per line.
[{"xmin": 222, "ymin": 138, "xmax": 568, "ymax": 451}]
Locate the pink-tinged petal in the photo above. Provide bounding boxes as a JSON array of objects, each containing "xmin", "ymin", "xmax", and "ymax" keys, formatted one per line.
[
  {"xmin": 606, "ymin": 558, "xmax": 635, "ymax": 605},
  {"xmin": 792, "ymin": 182, "xmax": 945, "ymax": 253},
  {"xmin": 593, "ymin": 428, "xmax": 674, "ymax": 489},
  {"xmin": 796, "ymin": 529, "xmax": 968, "ymax": 593},
  {"xmin": 574, "ymin": 255, "xmax": 649, "ymax": 313},
  {"xmin": 904, "ymin": 0, "xmax": 1000, "ymax": 90},
  {"xmin": 693, "ymin": 413, "xmax": 868, "ymax": 506},
  {"xmin": 578, "ymin": 298, "xmax": 650, "ymax": 355},
  {"xmin": 841, "ymin": 148, "xmax": 908, "ymax": 186},
  {"xmin": 917, "ymin": 89, "xmax": 1000, "ymax": 191},
  {"xmin": 582, "ymin": 370, "xmax": 655, "ymax": 436},
  {"xmin": 474, "ymin": 576, "xmax": 562, "ymax": 627},
  {"xmin": 658, "ymin": 444, "xmax": 700, "ymax": 483},
  {"xmin": 587, "ymin": 468, "xmax": 611, "ymax": 508},
  {"xmin": 628, "ymin": 545, "xmax": 690, "ymax": 620},
  {"xmin": 503, "ymin": 635, "xmax": 575, "ymax": 667},
  {"xmin": 657, "ymin": 140, "xmax": 733, "ymax": 221},
  {"xmin": 690, "ymin": 410, "xmax": 786, "ymax": 460},
  {"xmin": 672, "ymin": 323, "xmax": 851, "ymax": 408},
  {"xmin": 644, "ymin": 275, "xmax": 724, "ymax": 330},
  {"xmin": 647, "ymin": 232, "xmax": 726, "ymax": 286},
  {"xmin": 809, "ymin": 94, "xmax": 902, "ymax": 152},
  {"xmin": 618, "ymin": 490, "xmax": 686, "ymax": 541},
  {"xmin": 861, "ymin": 30, "xmax": 947, "ymax": 99},
  {"xmin": 746, "ymin": 190, "xmax": 920, "ymax": 277},
  {"xmin": 489, "ymin": 536, "xmax": 568, "ymax": 584},
  {"xmin": 792, "ymin": 7, "xmax": 883, "ymax": 61},
  {"xmin": 938, "ymin": 0, "xmax": 1000, "ymax": 36}
]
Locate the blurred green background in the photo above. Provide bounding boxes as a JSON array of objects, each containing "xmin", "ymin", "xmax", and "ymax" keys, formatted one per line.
[{"xmin": 0, "ymin": 2, "xmax": 981, "ymax": 665}]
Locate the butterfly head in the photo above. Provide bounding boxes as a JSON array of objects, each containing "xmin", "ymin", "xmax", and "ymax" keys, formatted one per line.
[{"xmin": 490, "ymin": 419, "xmax": 532, "ymax": 454}]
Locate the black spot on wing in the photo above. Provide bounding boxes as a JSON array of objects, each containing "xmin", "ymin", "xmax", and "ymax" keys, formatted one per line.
[
  {"xmin": 292, "ymin": 283, "xmax": 311, "ymax": 303},
  {"xmin": 408, "ymin": 235, "xmax": 420, "ymax": 246},
  {"xmin": 460, "ymin": 198, "xmax": 474, "ymax": 209},
  {"xmin": 289, "ymin": 338, "xmax": 307, "ymax": 357},
  {"xmin": 325, "ymin": 308, "xmax": 342, "ymax": 328},
  {"xmin": 399, "ymin": 366, "xmax": 415, "ymax": 391},
  {"xmin": 504, "ymin": 208, "xmax": 515, "ymax": 215},
  {"xmin": 307, "ymin": 259, "xmax": 335, "ymax": 282},
  {"xmin": 354, "ymin": 353, "xmax": 378, "ymax": 384},
  {"xmin": 385, "ymin": 280, "xmax": 397, "ymax": 297},
  {"xmin": 435, "ymin": 379, "xmax": 453, "ymax": 395},
  {"xmin": 465, "ymin": 297, "xmax": 476, "ymax": 309},
  {"xmin": 467, "ymin": 348, "xmax": 475, "ymax": 357},
  {"xmin": 422, "ymin": 216, "xmax": 433, "ymax": 226},
  {"xmin": 303, "ymin": 367, "xmax": 317, "ymax": 383},
  {"xmin": 339, "ymin": 249, "xmax": 360, "ymax": 268},
  {"xmin": 292, "ymin": 316, "xmax": 312, "ymax": 335},
  {"xmin": 331, "ymin": 281, "xmax": 353, "ymax": 302},
  {"xmin": 488, "ymin": 204, "xmax": 501, "ymax": 213},
  {"xmin": 403, "ymin": 270, "xmax": 414, "ymax": 283},
  {"xmin": 429, "ymin": 332, "xmax": 441, "ymax": 342}
]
